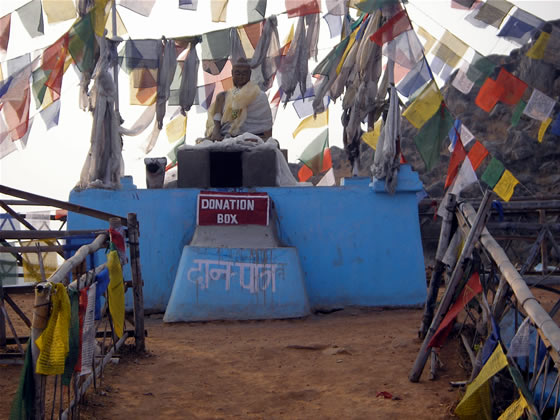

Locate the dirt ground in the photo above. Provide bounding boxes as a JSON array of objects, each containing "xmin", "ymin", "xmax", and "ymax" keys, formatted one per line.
[{"xmin": 1, "ymin": 299, "xmax": 466, "ymax": 420}]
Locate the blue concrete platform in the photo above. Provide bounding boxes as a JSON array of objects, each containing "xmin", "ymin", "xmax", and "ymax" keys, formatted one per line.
[{"xmin": 163, "ymin": 246, "xmax": 310, "ymax": 322}]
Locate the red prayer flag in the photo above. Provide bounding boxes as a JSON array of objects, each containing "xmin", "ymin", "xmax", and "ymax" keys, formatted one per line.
[
  {"xmin": 4, "ymin": 84, "xmax": 30, "ymax": 140},
  {"xmin": 298, "ymin": 164, "xmax": 313, "ymax": 182},
  {"xmin": 475, "ymin": 77, "xmax": 504, "ymax": 113},
  {"xmin": 43, "ymin": 33, "xmax": 70, "ymax": 101},
  {"xmin": 428, "ymin": 272, "xmax": 482, "ymax": 348},
  {"xmin": 445, "ymin": 133, "xmax": 466, "ymax": 189},
  {"xmin": 467, "ymin": 140, "xmax": 488, "ymax": 170},
  {"xmin": 285, "ymin": 0, "xmax": 320, "ymax": 18},
  {"xmin": 0, "ymin": 14, "xmax": 10, "ymax": 53},
  {"xmin": 321, "ymin": 148, "xmax": 332, "ymax": 172},
  {"xmin": 495, "ymin": 67, "xmax": 527, "ymax": 106},
  {"xmin": 370, "ymin": 9, "xmax": 411, "ymax": 46}
]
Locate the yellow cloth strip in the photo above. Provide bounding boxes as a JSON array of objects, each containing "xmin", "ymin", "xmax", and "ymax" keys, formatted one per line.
[
  {"xmin": 43, "ymin": 0, "xmax": 77, "ymax": 23},
  {"xmin": 538, "ymin": 117, "xmax": 553, "ymax": 143},
  {"xmin": 526, "ymin": 32, "xmax": 550, "ymax": 60},
  {"xmin": 93, "ymin": 0, "xmax": 111, "ymax": 37},
  {"xmin": 292, "ymin": 109, "xmax": 329, "ymax": 138},
  {"xmin": 336, "ymin": 25, "xmax": 359, "ymax": 75},
  {"xmin": 107, "ymin": 250, "xmax": 125, "ymax": 338},
  {"xmin": 166, "ymin": 114, "xmax": 187, "ymax": 143},
  {"xmin": 403, "ymin": 81, "xmax": 443, "ymax": 129},
  {"xmin": 497, "ymin": 395, "xmax": 528, "ymax": 420},
  {"xmin": 361, "ymin": 121, "xmax": 382, "ymax": 150},
  {"xmin": 417, "ymin": 26, "xmax": 436, "ymax": 53},
  {"xmin": 493, "ymin": 170, "xmax": 519, "ymax": 202}
]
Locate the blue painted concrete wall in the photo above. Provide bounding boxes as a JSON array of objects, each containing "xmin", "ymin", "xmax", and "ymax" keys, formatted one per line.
[{"xmin": 68, "ymin": 165, "xmax": 427, "ymax": 313}]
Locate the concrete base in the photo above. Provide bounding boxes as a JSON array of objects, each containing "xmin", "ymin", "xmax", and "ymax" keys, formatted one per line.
[{"xmin": 164, "ymin": 246, "xmax": 310, "ymax": 322}]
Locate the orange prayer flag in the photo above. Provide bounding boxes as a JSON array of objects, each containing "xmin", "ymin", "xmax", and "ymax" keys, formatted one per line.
[
  {"xmin": 285, "ymin": 0, "xmax": 321, "ymax": 18},
  {"xmin": 321, "ymin": 147, "xmax": 332, "ymax": 172},
  {"xmin": 370, "ymin": 9, "xmax": 411, "ymax": 46},
  {"xmin": 445, "ymin": 135, "xmax": 466, "ymax": 189},
  {"xmin": 298, "ymin": 164, "xmax": 313, "ymax": 182},
  {"xmin": 243, "ymin": 21, "xmax": 263, "ymax": 49},
  {"xmin": 475, "ymin": 77, "xmax": 504, "ymax": 113},
  {"xmin": 467, "ymin": 140, "xmax": 488, "ymax": 171},
  {"xmin": 0, "ymin": 14, "xmax": 11, "ymax": 53},
  {"xmin": 43, "ymin": 33, "xmax": 70, "ymax": 101},
  {"xmin": 496, "ymin": 68, "xmax": 527, "ymax": 105}
]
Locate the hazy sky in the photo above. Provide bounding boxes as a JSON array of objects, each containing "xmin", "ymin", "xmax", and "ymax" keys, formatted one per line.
[{"xmin": 0, "ymin": 0, "xmax": 559, "ymax": 202}]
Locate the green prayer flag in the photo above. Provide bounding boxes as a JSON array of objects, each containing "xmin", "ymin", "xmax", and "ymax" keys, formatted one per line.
[
  {"xmin": 32, "ymin": 68, "xmax": 51, "ymax": 107},
  {"xmin": 467, "ymin": 52, "xmax": 496, "ymax": 87},
  {"xmin": 511, "ymin": 100, "xmax": 526, "ymax": 127},
  {"xmin": 201, "ymin": 29, "xmax": 231, "ymax": 61},
  {"xmin": 62, "ymin": 289, "xmax": 80, "ymax": 386},
  {"xmin": 299, "ymin": 129, "xmax": 329, "ymax": 173},
  {"xmin": 481, "ymin": 157, "xmax": 505, "ymax": 188},
  {"xmin": 355, "ymin": 0, "xmax": 400, "ymax": 13},
  {"xmin": 69, "ymin": 13, "xmax": 97, "ymax": 74},
  {"xmin": 9, "ymin": 339, "xmax": 35, "ymax": 420},
  {"xmin": 313, "ymin": 37, "xmax": 349, "ymax": 76},
  {"xmin": 414, "ymin": 104, "xmax": 454, "ymax": 172}
]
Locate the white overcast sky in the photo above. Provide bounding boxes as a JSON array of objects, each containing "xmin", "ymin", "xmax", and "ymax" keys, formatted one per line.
[{"xmin": 0, "ymin": 0, "xmax": 559, "ymax": 202}]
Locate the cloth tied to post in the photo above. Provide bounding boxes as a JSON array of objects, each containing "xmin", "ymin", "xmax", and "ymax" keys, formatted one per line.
[{"xmin": 107, "ymin": 249, "xmax": 125, "ymax": 338}]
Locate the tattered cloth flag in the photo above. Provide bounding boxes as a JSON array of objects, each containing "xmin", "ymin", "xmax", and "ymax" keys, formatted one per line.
[
  {"xmin": 498, "ymin": 8, "xmax": 544, "ymax": 44},
  {"xmin": 118, "ymin": 0, "xmax": 156, "ymax": 17},
  {"xmin": 507, "ymin": 317, "xmax": 531, "ymax": 358},
  {"xmin": 107, "ymin": 250, "xmax": 125, "ymax": 338},
  {"xmin": 526, "ymin": 31, "xmax": 550, "ymax": 60},
  {"xmin": 481, "ymin": 157, "xmax": 505, "ymax": 188},
  {"xmin": 449, "ymin": 120, "xmax": 475, "ymax": 151},
  {"xmin": 403, "ymin": 81, "xmax": 443, "ymax": 129},
  {"xmin": 445, "ymin": 131, "xmax": 466, "ymax": 189},
  {"xmin": 79, "ymin": 284, "xmax": 96, "ymax": 376},
  {"xmin": 538, "ymin": 117, "xmax": 553, "ymax": 143},
  {"xmin": 285, "ymin": 0, "xmax": 321, "ymax": 18},
  {"xmin": 397, "ymin": 58, "xmax": 431, "ymax": 98},
  {"xmin": 17, "ymin": 0, "xmax": 44, "ymax": 38},
  {"xmin": 69, "ymin": 13, "xmax": 97, "ymax": 74},
  {"xmin": 62, "ymin": 289, "xmax": 80, "ymax": 386},
  {"xmin": 292, "ymin": 109, "xmax": 328, "ymax": 138},
  {"xmin": 370, "ymin": 9, "xmax": 411, "ymax": 46},
  {"xmin": 451, "ymin": 157, "xmax": 478, "ymax": 196},
  {"xmin": 475, "ymin": 77, "xmax": 504, "ymax": 113},
  {"xmin": 0, "ymin": 14, "xmax": 10, "ymax": 53},
  {"xmin": 523, "ymin": 88, "xmax": 556, "ymax": 121},
  {"xmin": 493, "ymin": 169, "xmax": 519, "ymax": 202},
  {"xmin": 414, "ymin": 103, "xmax": 454, "ymax": 172},
  {"xmin": 467, "ymin": 140, "xmax": 488, "ymax": 170},
  {"xmin": 473, "ymin": 0, "xmax": 513, "ymax": 28},
  {"xmin": 298, "ymin": 129, "xmax": 330, "ymax": 181},
  {"xmin": 166, "ymin": 114, "xmax": 187, "ymax": 142},
  {"xmin": 495, "ymin": 68, "xmax": 527, "ymax": 105}
]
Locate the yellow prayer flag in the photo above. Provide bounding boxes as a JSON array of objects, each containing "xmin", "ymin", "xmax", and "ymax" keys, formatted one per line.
[
  {"xmin": 211, "ymin": 0, "xmax": 229, "ymax": 23},
  {"xmin": 130, "ymin": 68, "xmax": 157, "ymax": 105},
  {"xmin": 93, "ymin": 0, "xmax": 111, "ymax": 37},
  {"xmin": 493, "ymin": 170, "xmax": 519, "ymax": 202},
  {"xmin": 105, "ymin": 7, "xmax": 128, "ymax": 38},
  {"xmin": 43, "ymin": 0, "xmax": 77, "ymax": 23},
  {"xmin": 538, "ymin": 117, "xmax": 553, "ymax": 143},
  {"xmin": 497, "ymin": 395, "xmax": 528, "ymax": 420},
  {"xmin": 417, "ymin": 27, "xmax": 436, "ymax": 53},
  {"xmin": 284, "ymin": 24, "xmax": 295, "ymax": 46},
  {"xmin": 336, "ymin": 26, "xmax": 359, "ymax": 75},
  {"xmin": 455, "ymin": 344, "xmax": 508, "ymax": 419},
  {"xmin": 361, "ymin": 121, "xmax": 382, "ymax": 150},
  {"xmin": 526, "ymin": 32, "xmax": 550, "ymax": 60},
  {"xmin": 238, "ymin": 27, "xmax": 255, "ymax": 58},
  {"xmin": 107, "ymin": 250, "xmax": 125, "ymax": 338},
  {"xmin": 402, "ymin": 81, "xmax": 443, "ymax": 129},
  {"xmin": 293, "ymin": 109, "xmax": 329, "ymax": 138},
  {"xmin": 166, "ymin": 115, "xmax": 187, "ymax": 143}
]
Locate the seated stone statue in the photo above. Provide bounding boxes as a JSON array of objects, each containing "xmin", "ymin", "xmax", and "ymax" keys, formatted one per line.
[{"xmin": 205, "ymin": 58, "xmax": 273, "ymax": 141}]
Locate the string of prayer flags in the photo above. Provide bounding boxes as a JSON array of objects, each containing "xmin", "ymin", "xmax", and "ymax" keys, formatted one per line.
[
  {"xmin": 481, "ymin": 157, "xmax": 505, "ymax": 188},
  {"xmin": 538, "ymin": 117, "xmax": 553, "ymax": 143},
  {"xmin": 467, "ymin": 140, "xmax": 489, "ymax": 171},
  {"xmin": 475, "ymin": 78, "xmax": 504, "ymax": 113},
  {"xmin": 179, "ymin": 0, "xmax": 198, "ymax": 10},
  {"xmin": 166, "ymin": 114, "xmax": 187, "ymax": 143},
  {"xmin": 526, "ymin": 32, "xmax": 550, "ymax": 60},
  {"xmin": 397, "ymin": 58, "xmax": 431, "ymax": 98},
  {"xmin": 247, "ymin": 0, "xmax": 267, "ymax": 22},
  {"xmin": 17, "ymin": 0, "xmax": 44, "ymax": 38},
  {"xmin": 69, "ymin": 13, "xmax": 97, "ymax": 74},
  {"xmin": 370, "ymin": 9, "xmax": 410, "ymax": 46},
  {"xmin": 495, "ymin": 68, "xmax": 527, "ymax": 105},
  {"xmin": 0, "ymin": 14, "xmax": 10, "ymax": 53},
  {"xmin": 414, "ymin": 104, "xmax": 454, "ymax": 171},
  {"xmin": 493, "ymin": 170, "xmax": 519, "ymax": 201},
  {"xmin": 211, "ymin": 0, "xmax": 229, "ymax": 23},
  {"xmin": 118, "ymin": 0, "xmax": 156, "ymax": 17},
  {"xmin": 454, "ymin": 344, "xmax": 508, "ymax": 419},
  {"xmin": 285, "ymin": 0, "xmax": 321, "ymax": 18},
  {"xmin": 523, "ymin": 89, "xmax": 556, "ymax": 121},
  {"xmin": 403, "ymin": 81, "xmax": 443, "ymax": 129},
  {"xmin": 497, "ymin": 8, "xmax": 544, "ymax": 44},
  {"xmin": 510, "ymin": 100, "xmax": 526, "ymax": 127},
  {"xmin": 451, "ymin": 157, "xmax": 478, "ymax": 195},
  {"xmin": 473, "ymin": 0, "xmax": 513, "ymax": 28},
  {"xmin": 43, "ymin": 0, "xmax": 77, "ymax": 24}
]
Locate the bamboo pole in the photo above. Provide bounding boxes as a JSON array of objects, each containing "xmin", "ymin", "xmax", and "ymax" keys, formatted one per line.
[
  {"xmin": 409, "ymin": 190, "xmax": 494, "ymax": 382},
  {"xmin": 0, "ymin": 230, "xmax": 107, "ymax": 240},
  {"xmin": 459, "ymin": 202, "xmax": 560, "ymax": 356},
  {"xmin": 419, "ymin": 193, "xmax": 457, "ymax": 338},
  {"xmin": 127, "ymin": 213, "xmax": 145, "ymax": 352},
  {"xmin": 0, "ymin": 278, "xmax": 5, "ymax": 348}
]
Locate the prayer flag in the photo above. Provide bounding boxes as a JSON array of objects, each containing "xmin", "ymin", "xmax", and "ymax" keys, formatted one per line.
[
  {"xmin": 0, "ymin": 14, "xmax": 10, "ymax": 53},
  {"xmin": 526, "ymin": 32, "xmax": 550, "ymax": 60},
  {"xmin": 44, "ymin": 34, "xmax": 70, "ymax": 101},
  {"xmin": 118, "ymin": 0, "xmax": 156, "ymax": 17},
  {"xmin": 179, "ymin": 0, "xmax": 198, "ymax": 11},
  {"xmin": 498, "ymin": 8, "xmax": 544, "ymax": 44},
  {"xmin": 202, "ymin": 29, "xmax": 231, "ymax": 60},
  {"xmin": 497, "ymin": 395, "xmax": 528, "ymax": 420},
  {"xmin": 383, "ymin": 29, "xmax": 424, "ymax": 70},
  {"xmin": 293, "ymin": 95, "xmax": 329, "ymax": 119},
  {"xmin": 299, "ymin": 129, "xmax": 329, "ymax": 174},
  {"xmin": 445, "ymin": 134, "xmax": 466, "ymax": 189},
  {"xmin": 451, "ymin": 157, "xmax": 478, "ymax": 196},
  {"xmin": 523, "ymin": 89, "xmax": 556, "ymax": 121},
  {"xmin": 40, "ymin": 100, "xmax": 61, "ymax": 130},
  {"xmin": 124, "ymin": 39, "xmax": 161, "ymax": 70},
  {"xmin": 538, "ymin": 117, "xmax": 552, "ymax": 143},
  {"xmin": 247, "ymin": 0, "xmax": 266, "ymax": 22},
  {"xmin": 43, "ymin": 0, "xmax": 77, "ymax": 23},
  {"xmin": 130, "ymin": 68, "xmax": 158, "ymax": 105},
  {"xmin": 481, "ymin": 157, "xmax": 505, "ymax": 188},
  {"xmin": 467, "ymin": 52, "xmax": 496, "ymax": 86},
  {"xmin": 3, "ymin": 74, "xmax": 31, "ymax": 141},
  {"xmin": 467, "ymin": 140, "xmax": 488, "ymax": 171},
  {"xmin": 473, "ymin": 0, "xmax": 513, "ymax": 28},
  {"xmin": 92, "ymin": 0, "xmax": 110, "ymax": 36},
  {"xmin": 195, "ymin": 83, "xmax": 216, "ymax": 110},
  {"xmin": 69, "ymin": 13, "xmax": 96, "ymax": 74},
  {"xmin": 403, "ymin": 81, "xmax": 443, "ymax": 129},
  {"xmin": 107, "ymin": 250, "xmax": 125, "ymax": 338},
  {"xmin": 17, "ymin": 0, "xmax": 44, "ymax": 38},
  {"xmin": 511, "ymin": 100, "xmax": 526, "ymax": 127},
  {"xmin": 298, "ymin": 164, "xmax": 313, "ymax": 182},
  {"xmin": 495, "ymin": 68, "xmax": 527, "ymax": 105},
  {"xmin": 166, "ymin": 114, "xmax": 187, "ymax": 143},
  {"xmin": 551, "ymin": 113, "xmax": 560, "ymax": 136},
  {"xmin": 417, "ymin": 26, "xmax": 436, "ymax": 53},
  {"xmin": 285, "ymin": 0, "xmax": 321, "ymax": 18},
  {"xmin": 105, "ymin": 6, "xmax": 127, "ymax": 38},
  {"xmin": 211, "ymin": 0, "xmax": 229, "ymax": 22},
  {"xmin": 475, "ymin": 78, "xmax": 504, "ymax": 113},
  {"xmin": 355, "ymin": 0, "xmax": 400, "ymax": 13},
  {"xmin": 433, "ymin": 30, "xmax": 469, "ymax": 68},
  {"xmin": 449, "ymin": 121, "xmax": 475, "ymax": 151},
  {"xmin": 455, "ymin": 344, "xmax": 508, "ymax": 419},
  {"xmin": 370, "ymin": 10, "xmax": 411, "ymax": 46},
  {"xmin": 493, "ymin": 170, "xmax": 518, "ymax": 201},
  {"xmin": 362, "ymin": 122, "xmax": 382, "ymax": 150},
  {"xmin": 397, "ymin": 58, "xmax": 431, "ymax": 98},
  {"xmin": 414, "ymin": 104, "xmax": 454, "ymax": 171},
  {"xmin": 326, "ymin": 0, "xmax": 345, "ymax": 15},
  {"xmin": 507, "ymin": 317, "xmax": 531, "ymax": 358},
  {"xmin": 317, "ymin": 167, "xmax": 336, "ymax": 186},
  {"xmin": 323, "ymin": 13, "xmax": 343, "ymax": 38}
]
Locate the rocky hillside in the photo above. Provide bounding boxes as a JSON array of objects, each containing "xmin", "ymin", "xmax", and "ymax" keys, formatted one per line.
[{"xmin": 297, "ymin": 21, "xmax": 560, "ymax": 198}]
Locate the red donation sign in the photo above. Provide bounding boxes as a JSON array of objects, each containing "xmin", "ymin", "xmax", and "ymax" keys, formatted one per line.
[{"xmin": 197, "ymin": 191, "xmax": 270, "ymax": 226}]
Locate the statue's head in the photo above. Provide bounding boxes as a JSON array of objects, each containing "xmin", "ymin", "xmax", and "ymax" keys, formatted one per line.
[{"xmin": 232, "ymin": 57, "xmax": 251, "ymax": 88}]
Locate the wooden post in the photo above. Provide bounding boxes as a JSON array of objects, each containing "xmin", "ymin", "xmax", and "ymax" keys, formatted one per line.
[
  {"xmin": 409, "ymin": 190, "xmax": 494, "ymax": 382},
  {"xmin": 31, "ymin": 282, "xmax": 51, "ymax": 420},
  {"xmin": 0, "ymin": 278, "xmax": 5, "ymax": 348},
  {"xmin": 127, "ymin": 213, "xmax": 145, "ymax": 352},
  {"xmin": 539, "ymin": 210, "xmax": 548, "ymax": 276},
  {"xmin": 419, "ymin": 193, "xmax": 456, "ymax": 338}
]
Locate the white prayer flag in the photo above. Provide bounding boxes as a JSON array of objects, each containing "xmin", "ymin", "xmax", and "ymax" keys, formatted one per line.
[
  {"xmin": 507, "ymin": 317, "xmax": 531, "ymax": 358},
  {"xmin": 523, "ymin": 89, "xmax": 556, "ymax": 121},
  {"xmin": 460, "ymin": 124, "xmax": 475, "ymax": 147},
  {"xmin": 80, "ymin": 283, "xmax": 97, "ymax": 376},
  {"xmin": 317, "ymin": 168, "xmax": 336, "ymax": 186},
  {"xmin": 452, "ymin": 64, "xmax": 475, "ymax": 95},
  {"xmin": 451, "ymin": 157, "xmax": 477, "ymax": 196}
]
